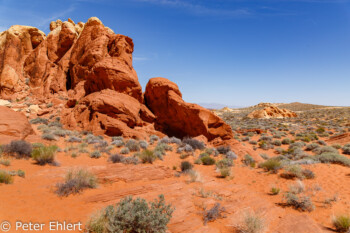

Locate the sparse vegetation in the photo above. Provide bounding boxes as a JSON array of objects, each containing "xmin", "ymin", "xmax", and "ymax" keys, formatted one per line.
[
  {"xmin": 139, "ymin": 149, "xmax": 157, "ymax": 164},
  {"xmin": 203, "ymin": 203, "xmax": 225, "ymax": 225},
  {"xmin": 332, "ymin": 215, "xmax": 350, "ymax": 232},
  {"xmin": 0, "ymin": 170, "xmax": 13, "ymax": 184},
  {"xmin": 56, "ymin": 169, "xmax": 97, "ymax": 196},
  {"xmin": 180, "ymin": 161, "xmax": 193, "ymax": 172},
  {"xmin": 31, "ymin": 145, "xmax": 58, "ymax": 165},
  {"xmin": 87, "ymin": 195, "xmax": 173, "ymax": 233},
  {"xmin": 3, "ymin": 140, "xmax": 32, "ymax": 158}
]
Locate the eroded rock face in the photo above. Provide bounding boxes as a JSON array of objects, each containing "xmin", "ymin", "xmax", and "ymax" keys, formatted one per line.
[
  {"xmin": 144, "ymin": 77, "xmax": 234, "ymax": 141},
  {"xmin": 24, "ymin": 21, "xmax": 78, "ymax": 96},
  {"xmin": 0, "ymin": 106, "xmax": 35, "ymax": 143},
  {"xmin": 69, "ymin": 17, "xmax": 143, "ymax": 102},
  {"xmin": 0, "ymin": 26, "xmax": 45, "ymax": 98},
  {"xmin": 247, "ymin": 106, "xmax": 297, "ymax": 119},
  {"xmin": 61, "ymin": 89, "xmax": 158, "ymax": 139}
]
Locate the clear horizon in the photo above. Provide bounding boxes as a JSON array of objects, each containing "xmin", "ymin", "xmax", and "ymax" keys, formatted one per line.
[{"xmin": 1, "ymin": 0, "xmax": 349, "ymax": 107}]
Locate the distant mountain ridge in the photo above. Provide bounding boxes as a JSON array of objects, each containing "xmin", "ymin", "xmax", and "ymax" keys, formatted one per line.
[{"xmin": 197, "ymin": 102, "xmax": 243, "ymax": 109}]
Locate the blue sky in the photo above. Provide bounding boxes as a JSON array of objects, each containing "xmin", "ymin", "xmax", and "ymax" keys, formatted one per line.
[{"xmin": 1, "ymin": 0, "xmax": 349, "ymax": 107}]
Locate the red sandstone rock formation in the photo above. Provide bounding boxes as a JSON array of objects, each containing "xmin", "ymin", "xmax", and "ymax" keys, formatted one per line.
[
  {"xmin": 0, "ymin": 106, "xmax": 35, "ymax": 143},
  {"xmin": 0, "ymin": 17, "xmax": 234, "ymax": 142},
  {"xmin": 247, "ymin": 106, "xmax": 297, "ymax": 119},
  {"xmin": 144, "ymin": 77, "xmax": 234, "ymax": 141},
  {"xmin": 0, "ymin": 25, "xmax": 45, "ymax": 98}
]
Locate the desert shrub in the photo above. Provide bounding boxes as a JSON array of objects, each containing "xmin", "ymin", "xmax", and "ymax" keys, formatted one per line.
[
  {"xmin": 226, "ymin": 151, "xmax": 238, "ymax": 160},
  {"xmin": 159, "ymin": 136, "xmax": 170, "ymax": 144},
  {"xmin": 317, "ymin": 140, "xmax": 327, "ymax": 146},
  {"xmin": 111, "ymin": 139, "xmax": 124, "ymax": 147},
  {"xmin": 180, "ymin": 153, "xmax": 190, "ymax": 159},
  {"xmin": 121, "ymin": 156, "xmax": 139, "ymax": 165},
  {"xmin": 120, "ymin": 147, "xmax": 130, "ymax": 155},
  {"xmin": 3, "ymin": 140, "xmax": 32, "ymax": 158},
  {"xmin": 216, "ymin": 158, "xmax": 234, "ymax": 169},
  {"xmin": 53, "ymin": 129, "xmax": 68, "ymax": 137},
  {"xmin": 90, "ymin": 151, "xmax": 101, "ymax": 159},
  {"xmin": 219, "ymin": 167, "xmax": 231, "ymax": 178},
  {"xmin": 86, "ymin": 195, "xmax": 173, "ymax": 233},
  {"xmin": 0, "ymin": 170, "xmax": 13, "ymax": 184},
  {"xmin": 149, "ymin": 135, "xmax": 159, "ymax": 145},
  {"xmin": 203, "ymin": 203, "xmax": 225, "ymax": 224},
  {"xmin": 259, "ymin": 153, "xmax": 269, "ymax": 160},
  {"xmin": 332, "ymin": 144, "xmax": 342, "ymax": 150},
  {"xmin": 181, "ymin": 161, "xmax": 193, "ymax": 172},
  {"xmin": 281, "ymin": 165, "xmax": 304, "ymax": 179},
  {"xmin": 139, "ymin": 150, "xmax": 157, "ymax": 164},
  {"xmin": 258, "ymin": 141, "xmax": 271, "ymax": 150},
  {"xmin": 217, "ymin": 146, "xmax": 231, "ymax": 154},
  {"xmin": 284, "ymin": 192, "xmax": 314, "ymax": 212},
  {"xmin": 125, "ymin": 139, "xmax": 140, "ymax": 152},
  {"xmin": 238, "ymin": 212, "xmax": 265, "ymax": 233},
  {"xmin": 30, "ymin": 117, "xmax": 48, "ymax": 125},
  {"xmin": 67, "ymin": 136, "xmax": 82, "ymax": 143},
  {"xmin": 201, "ymin": 156, "xmax": 215, "ymax": 165},
  {"xmin": 109, "ymin": 154, "xmax": 124, "ymax": 163},
  {"xmin": 17, "ymin": 169, "xmax": 25, "ymax": 178},
  {"xmin": 41, "ymin": 133, "xmax": 56, "ymax": 141},
  {"xmin": 48, "ymin": 121, "xmax": 63, "ymax": 128},
  {"xmin": 188, "ymin": 170, "xmax": 201, "ymax": 182},
  {"xmin": 31, "ymin": 145, "xmax": 58, "ymax": 165},
  {"xmin": 242, "ymin": 136, "xmax": 250, "ymax": 141},
  {"xmin": 242, "ymin": 154, "xmax": 256, "ymax": 167},
  {"xmin": 282, "ymin": 138, "xmax": 292, "ymax": 145},
  {"xmin": 182, "ymin": 137, "xmax": 205, "ymax": 150},
  {"xmin": 314, "ymin": 152, "xmax": 350, "ymax": 166},
  {"xmin": 332, "ymin": 215, "xmax": 350, "ymax": 232},
  {"xmin": 259, "ymin": 158, "xmax": 283, "ymax": 173},
  {"xmin": 249, "ymin": 140, "xmax": 258, "ymax": 145},
  {"xmin": 139, "ymin": 140, "xmax": 148, "ymax": 149},
  {"xmin": 305, "ymin": 143, "xmax": 320, "ymax": 151},
  {"xmin": 56, "ymin": 169, "xmax": 97, "ymax": 196},
  {"xmin": 170, "ymin": 136, "xmax": 181, "ymax": 145},
  {"xmin": 112, "ymin": 136, "xmax": 124, "ymax": 141},
  {"xmin": 270, "ymin": 187, "xmax": 280, "ymax": 195},
  {"xmin": 302, "ymin": 169, "xmax": 315, "ymax": 179},
  {"xmin": 342, "ymin": 144, "xmax": 350, "ymax": 155},
  {"xmin": 313, "ymin": 146, "xmax": 338, "ymax": 155},
  {"xmin": 0, "ymin": 159, "xmax": 10, "ymax": 166},
  {"xmin": 272, "ymin": 140, "xmax": 282, "ymax": 146},
  {"xmin": 84, "ymin": 134, "xmax": 103, "ymax": 144}
]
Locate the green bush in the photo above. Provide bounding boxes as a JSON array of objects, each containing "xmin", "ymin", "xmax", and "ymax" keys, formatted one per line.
[
  {"xmin": 284, "ymin": 192, "xmax": 315, "ymax": 212},
  {"xmin": 87, "ymin": 195, "xmax": 174, "ymax": 233},
  {"xmin": 281, "ymin": 165, "xmax": 304, "ymax": 179},
  {"xmin": 139, "ymin": 149, "xmax": 157, "ymax": 164},
  {"xmin": 125, "ymin": 139, "xmax": 140, "ymax": 152},
  {"xmin": 0, "ymin": 170, "xmax": 13, "ymax": 184},
  {"xmin": 90, "ymin": 151, "xmax": 101, "ymax": 159},
  {"xmin": 270, "ymin": 187, "xmax": 280, "ymax": 195},
  {"xmin": 242, "ymin": 154, "xmax": 256, "ymax": 167},
  {"xmin": 31, "ymin": 145, "xmax": 58, "ymax": 165},
  {"xmin": 56, "ymin": 169, "xmax": 97, "ymax": 196},
  {"xmin": 201, "ymin": 156, "xmax": 215, "ymax": 165},
  {"xmin": 216, "ymin": 158, "xmax": 233, "ymax": 169},
  {"xmin": 219, "ymin": 167, "xmax": 231, "ymax": 178},
  {"xmin": 41, "ymin": 133, "xmax": 56, "ymax": 141},
  {"xmin": 314, "ymin": 152, "xmax": 350, "ymax": 167},
  {"xmin": 259, "ymin": 159, "xmax": 282, "ymax": 173},
  {"xmin": 180, "ymin": 161, "xmax": 193, "ymax": 172},
  {"xmin": 332, "ymin": 215, "xmax": 350, "ymax": 232}
]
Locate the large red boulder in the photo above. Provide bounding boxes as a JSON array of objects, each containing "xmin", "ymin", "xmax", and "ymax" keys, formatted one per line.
[
  {"xmin": 69, "ymin": 17, "xmax": 143, "ymax": 102},
  {"xmin": 0, "ymin": 26, "xmax": 45, "ymax": 99},
  {"xmin": 144, "ymin": 77, "xmax": 234, "ymax": 141},
  {"xmin": 0, "ymin": 106, "xmax": 35, "ymax": 143},
  {"xmin": 24, "ymin": 21, "xmax": 78, "ymax": 96},
  {"xmin": 61, "ymin": 89, "xmax": 158, "ymax": 139}
]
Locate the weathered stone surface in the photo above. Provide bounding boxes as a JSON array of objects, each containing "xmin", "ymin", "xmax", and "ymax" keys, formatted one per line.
[
  {"xmin": 144, "ymin": 77, "xmax": 234, "ymax": 141},
  {"xmin": 0, "ymin": 25, "xmax": 45, "ymax": 98}
]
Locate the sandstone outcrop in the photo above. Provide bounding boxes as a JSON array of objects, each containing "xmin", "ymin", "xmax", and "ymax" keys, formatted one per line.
[
  {"xmin": 0, "ymin": 17, "xmax": 234, "ymax": 143},
  {"xmin": 144, "ymin": 77, "xmax": 234, "ymax": 140},
  {"xmin": 61, "ymin": 89, "xmax": 159, "ymax": 139},
  {"xmin": 247, "ymin": 106, "xmax": 297, "ymax": 119},
  {"xmin": 68, "ymin": 17, "xmax": 142, "ymax": 102},
  {"xmin": 0, "ymin": 106, "xmax": 35, "ymax": 143},
  {"xmin": 0, "ymin": 25, "xmax": 45, "ymax": 98},
  {"xmin": 24, "ymin": 20, "xmax": 79, "ymax": 96}
]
